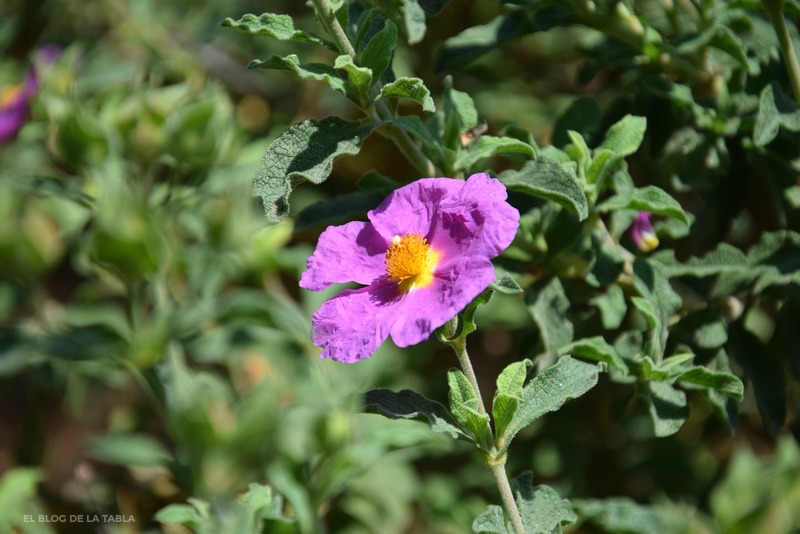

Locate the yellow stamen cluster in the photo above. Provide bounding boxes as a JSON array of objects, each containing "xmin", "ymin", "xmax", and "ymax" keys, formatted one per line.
[{"xmin": 385, "ymin": 233, "xmax": 440, "ymax": 293}]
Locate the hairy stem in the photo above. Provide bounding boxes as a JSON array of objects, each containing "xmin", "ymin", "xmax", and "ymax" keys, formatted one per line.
[
  {"xmin": 451, "ymin": 336, "xmax": 487, "ymax": 414},
  {"xmin": 491, "ymin": 462, "xmax": 525, "ymax": 534},
  {"xmin": 764, "ymin": 0, "xmax": 800, "ymax": 102},
  {"xmin": 310, "ymin": 0, "xmax": 436, "ymax": 176},
  {"xmin": 450, "ymin": 336, "xmax": 525, "ymax": 534}
]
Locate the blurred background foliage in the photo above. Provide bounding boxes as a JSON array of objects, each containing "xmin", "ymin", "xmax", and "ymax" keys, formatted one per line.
[{"xmin": 0, "ymin": 0, "xmax": 799, "ymax": 533}]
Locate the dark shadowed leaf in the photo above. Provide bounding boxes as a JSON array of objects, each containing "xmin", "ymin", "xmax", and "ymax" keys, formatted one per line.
[{"xmin": 253, "ymin": 117, "xmax": 374, "ymax": 224}]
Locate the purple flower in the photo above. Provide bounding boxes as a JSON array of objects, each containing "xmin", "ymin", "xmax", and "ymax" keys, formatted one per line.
[
  {"xmin": 300, "ymin": 173, "xmax": 520, "ymax": 363},
  {"xmin": 631, "ymin": 211, "xmax": 659, "ymax": 252},
  {"xmin": 0, "ymin": 45, "xmax": 60, "ymax": 144}
]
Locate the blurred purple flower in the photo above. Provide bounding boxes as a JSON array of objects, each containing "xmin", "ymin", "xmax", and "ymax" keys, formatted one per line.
[
  {"xmin": 300, "ymin": 173, "xmax": 520, "ymax": 363},
  {"xmin": 0, "ymin": 45, "xmax": 60, "ymax": 144},
  {"xmin": 631, "ymin": 211, "xmax": 659, "ymax": 252}
]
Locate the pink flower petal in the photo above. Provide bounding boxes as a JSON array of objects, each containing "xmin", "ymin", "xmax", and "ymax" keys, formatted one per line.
[
  {"xmin": 389, "ymin": 255, "xmax": 495, "ymax": 347},
  {"xmin": 300, "ymin": 221, "xmax": 388, "ymax": 291},
  {"xmin": 367, "ymin": 178, "xmax": 462, "ymax": 241},
  {"xmin": 311, "ymin": 280, "xmax": 403, "ymax": 363},
  {"xmin": 429, "ymin": 173, "xmax": 519, "ymax": 263}
]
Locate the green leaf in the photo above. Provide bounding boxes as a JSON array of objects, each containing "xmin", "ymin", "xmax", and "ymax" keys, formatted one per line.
[
  {"xmin": 526, "ymin": 277, "xmax": 574, "ymax": 360},
  {"xmin": 376, "ymin": 77, "xmax": 435, "ymax": 112},
  {"xmin": 501, "ymin": 356, "xmax": 600, "ymax": 453},
  {"xmin": 294, "ymin": 191, "xmax": 385, "ymax": 233},
  {"xmin": 492, "ymin": 394, "xmax": 519, "ymax": 448},
  {"xmin": 599, "ymin": 115, "xmax": 647, "ymax": 156},
  {"xmin": 388, "ymin": 0, "xmax": 452, "ymax": 45},
  {"xmin": 655, "ymin": 243, "xmax": 747, "ymax": 278},
  {"xmin": 598, "ymin": 185, "xmax": 689, "ymax": 224},
  {"xmin": 266, "ymin": 462, "xmax": 315, "ymax": 534},
  {"xmin": 364, "ymin": 388, "xmax": 468, "ymax": 440},
  {"xmin": 559, "ymin": 337, "xmax": 627, "ymax": 373},
  {"xmin": 631, "ymin": 296, "xmax": 663, "ymax": 362},
  {"xmin": 248, "ymin": 54, "xmax": 351, "ymax": 100},
  {"xmin": 473, "ymin": 505, "xmax": 511, "ymax": 534},
  {"xmin": 496, "ymin": 360, "xmax": 531, "ymax": 398},
  {"xmin": 222, "ymin": 13, "xmax": 337, "ymax": 50},
  {"xmin": 237, "ymin": 483, "xmax": 293, "ymax": 526},
  {"xmin": 448, "ymin": 369, "xmax": 493, "ymax": 448},
  {"xmin": 333, "ymin": 54, "xmax": 373, "ymax": 98},
  {"xmin": 754, "ymin": 83, "xmax": 800, "ymax": 146},
  {"xmin": 361, "ymin": 19, "xmax": 397, "ymax": 86},
  {"xmin": 642, "ymin": 381, "xmax": 689, "ymax": 437},
  {"xmin": 490, "ymin": 274, "xmax": 523, "ymax": 295},
  {"xmin": 253, "ymin": 117, "xmax": 374, "ymax": 224},
  {"xmin": 676, "ymin": 367, "xmax": 744, "ymax": 400},
  {"xmin": 437, "ymin": 12, "xmax": 538, "ymax": 72},
  {"xmin": 513, "ymin": 474, "xmax": 577, "ymax": 533},
  {"xmin": 443, "ymin": 79, "xmax": 479, "ymax": 147},
  {"xmin": 500, "ymin": 158, "xmax": 589, "ymax": 221},
  {"xmin": 493, "ymin": 360, "xmax": 532, "ymax": 441},
  {"xmin": 387, "ymin": 115, "xmax": 439, "ymax": 148},
  {"xmin": 87, "ymin": 433, "xmax": 172, "ymax": 466},
  {"xmin": 633, "ymin": 258, "xmax": 682, "ymax": 330},
  {"xmin": 590, "ymin": 285, "xmax": 627, "ymax": 330},
  {"xmin": 155, "ymin": 504, "xmax": 205, "ymax": 529},
  {"xmin": 455, "ymin": 136, "xmax": 536, "ymax": 171},
  {"xmin": 573, "ymin": 498, "xmax": 672, "ymax": 534},
  {"xmin": 444, "ymin": 287, "xmax": 493, "ymax": 340},
  {"xmin": 0, "ymin": 468, "xmax": 45, "ymax": 534},
  {"xmin": 641, "ymin": 356, "xmax": 670, "ymax": 382},
  {"xmin": 729, "ymin": 326, "xmax": 786, "ymax": 435}
]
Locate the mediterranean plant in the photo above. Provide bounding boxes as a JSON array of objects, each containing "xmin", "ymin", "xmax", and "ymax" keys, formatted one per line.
[
  {"xmin": 213, "ymin": 0, "xmax": 800, "ymax": 532},
  {"xmin": 2, "ymin": 0, "xmax": 800, "ymax": 533}
]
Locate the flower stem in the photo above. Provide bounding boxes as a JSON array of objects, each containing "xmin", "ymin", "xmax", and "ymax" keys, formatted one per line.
[
  {"xmin": 309, "ymin": 0, "xmax": 436, "ymax": 176},
  {"xmin": 451, "ymin": 336, "xmax": 487, "ymax": 414},
  {"xmin": 764, "ymin": 0, "xmax": 800, "ymax": 102},
  {"xmin": 450, "ymin": 335, "xmax": 525, "ymax": 534},
  {"xmin": 490, "ymin": 462, "xmax": 525, "ymax": 534}
]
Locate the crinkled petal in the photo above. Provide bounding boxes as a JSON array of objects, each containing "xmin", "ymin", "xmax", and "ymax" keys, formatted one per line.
[
  {"xmin": 300, "ymin": 221, "xmax": 388, "ymax": 291},
  {"xmin": 311, "ymin": 280, "xmax": 403, "ymax": 363},
  {"xmin": 367, "ymin": 178, "xmax": 463, "ymax": 241},
  {"xmin": 429, "ymin": 173, "xmax": 520, "ymax": 262},
  {"xmin": 389, "ymin": 255, "xmax": 495, "ymax": 347}
]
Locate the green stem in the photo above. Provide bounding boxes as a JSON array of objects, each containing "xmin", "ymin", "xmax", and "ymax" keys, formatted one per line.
[
  {"xmin": 451, "ymin": 335, "xmax": 487, "ymax": 414},
  {"xmin": 764, "ymin": 0, "xmax": 800, "ymax": 102},
  {"xmin": 310, "ymin": 0, "xmax": 436, "ymax": 176},
  {"xmin": 490, "ymin": 462, "xmax": 525, "ymax": 534},
  {"xmin": 450, "ymin": 334, "xmax": 525, "ymax": 534},
  {"xmin": 310, "ymin": 0, "xmax": 357, "ymax": 58}
]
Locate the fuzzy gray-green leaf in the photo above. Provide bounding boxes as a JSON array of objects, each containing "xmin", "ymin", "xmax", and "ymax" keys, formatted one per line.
[
  {"xmin": 599, "ymin": 185, "xmax": 689, "ymax": 224},
  {"xmin": 223, "ymin": 13, "xmax": 336, "ymax": 50},
  {"xmin": 248, "ymin": 55, "xmax": 350, "ymax": 99},
  {"xmin": 501, "ymin": 357, "xmax": 599, "ymax": 453},
  {"xmin": 754, "ymin": 83, "xmax": 800, "ymax": 147},
  {"xmin": 253, "ymin": 117, "xmax": 374, "ymax": 224},
  {"xmin": 642, "ymin": 381, "xmax": 689, "ymax": 437},
  {"xmin": 456, "ymin": 136, "xmax": 536, "ymax": 172},
  {"xmin": 500, "ymin": 158, "xmax": 589, "ymax": 221},
  {"xmin": 377, "ymin": 77, "xmax": 435, "ymax": 112},
  {"xmin": 361, "ymin": 19, "xmax": 397, "ymax": 86},
  {"xmin": 559, "ymin": 337, "xmax": 627, "ymax": 373},
  {"xmin": 599, "ymin": 115, "xmax": 647, "ymax": 156},
  {"xmin": 364, "ymin": 388, "xmax": 467, "ymax": 440},
  {"xmin": 513, "ymin": 474, "xmax": 577, "ymax": 533}
]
